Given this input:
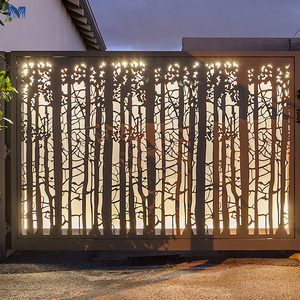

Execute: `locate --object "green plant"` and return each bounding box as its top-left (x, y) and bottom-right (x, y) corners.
top-left (0, 0), bottom-right (19, 129)
top-left (0, 69), bottom-right (15, 128)
top-left (0, 0), bottom-right (19, 25)
top-left (0, 70), bottom-right (15, 101)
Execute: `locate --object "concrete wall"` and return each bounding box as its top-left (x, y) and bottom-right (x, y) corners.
top-left (0, 0), bottom-right (87, 51)
top-left (182, 38), bottom-right (300, 51)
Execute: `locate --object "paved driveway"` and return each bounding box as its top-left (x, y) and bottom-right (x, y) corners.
top-left (1, 251), bottom-right (300, 299)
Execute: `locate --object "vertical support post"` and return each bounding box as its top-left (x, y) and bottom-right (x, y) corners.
top-left (9, 51), bottom-right (18, 255)
top-left (0, 53), bottom-right (7, 262)
top-left (0, 101), bottom-right (6, 262)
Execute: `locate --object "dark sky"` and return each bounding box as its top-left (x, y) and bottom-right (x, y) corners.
top-left (89, 0), bottom-right (300, 51)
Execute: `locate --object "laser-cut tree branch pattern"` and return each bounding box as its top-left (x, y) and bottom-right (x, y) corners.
top-left (19, 56), bottom-right (293, 238)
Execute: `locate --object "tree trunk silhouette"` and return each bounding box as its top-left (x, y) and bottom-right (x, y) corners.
top-left (196, 64), bottom-right (207, 237)
top-left (90, 82), bottom-right (102, 236)
top-left (26, 84), bottom-right (34, 235)
top-left (220, 78), bottom-right (229, 236)
top-left (43, 105), bottom-right (54, 233)
top-left (81, 67), bottom-right (91, 235)
top-left (145, 69), bottom-right (156, 236)
top-left (278, 92), bottom-right (288, 235)
top-left (160, 78), bottom-right (166, 235)
top-left (34, 86), bottom-right (42, 235)
top-left (186, 84), bottom-right (194, 234)
top-left (137, 106), bottom-right (147, 234)
top-left (268, 82), bottom-right (277, 235)
top-left (128, 72), bottom-right (136, 235)
top-left (175, 82), bottom-right (184, 234)
top-left (67, 74), bottom-right (73, 236)
top-left (213, 80), bottom-right (220, 236)
top-left (52, 66), bottom-right (63, 235)
top-left (238, 71), bottom-right (249, 236)
top-left (253, 74), bottom-right (259, 236)
top-left (102, 65), bottom-right (113, 236)
top-left (119, 73), bottom-right (126, 236)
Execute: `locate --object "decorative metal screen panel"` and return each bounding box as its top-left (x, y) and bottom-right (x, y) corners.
top-left (16, 54), bottom-right (294, 240)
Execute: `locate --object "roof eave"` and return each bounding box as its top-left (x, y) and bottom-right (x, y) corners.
top-left (63, 0), bottom-right (106, 51)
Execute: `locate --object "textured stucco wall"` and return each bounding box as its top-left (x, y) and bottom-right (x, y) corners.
top-left (0, 0), bottom-right (87, 51)
top-left (182, 38), bottom-right (300, 51)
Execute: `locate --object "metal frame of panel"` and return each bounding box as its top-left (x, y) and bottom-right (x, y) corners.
top-left (0, 52), bottom-right (7, 261)
top-left (7, 51), bottom-right (300, 251)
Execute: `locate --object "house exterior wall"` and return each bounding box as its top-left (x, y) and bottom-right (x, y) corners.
top-left (182, 38), bottom-right (300, 51)
top-left (0, 0), bottom-right (87, 51)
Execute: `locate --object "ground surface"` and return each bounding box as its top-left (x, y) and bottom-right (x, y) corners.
top-left (0, 251), bottom-right (300, 299)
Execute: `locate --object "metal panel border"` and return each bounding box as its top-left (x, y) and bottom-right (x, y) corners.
top-left (8, 51), bottom-right (300, 251)
top-left (0, 52), bottom-right (7, 261)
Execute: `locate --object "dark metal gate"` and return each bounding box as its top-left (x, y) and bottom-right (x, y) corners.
top-left (6, 51), bottom-right (300, 251)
